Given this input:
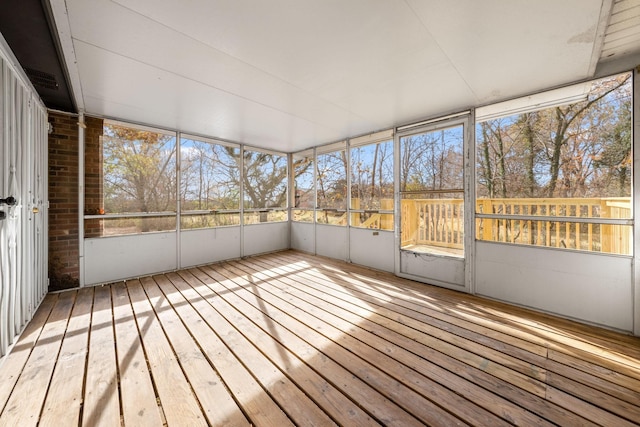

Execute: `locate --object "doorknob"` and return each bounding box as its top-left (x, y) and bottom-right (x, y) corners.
top-left (0, 196), bottom-right (16, 206)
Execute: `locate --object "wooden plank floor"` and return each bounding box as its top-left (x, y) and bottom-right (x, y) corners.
top-left (1, 250), bottom-right (639, 426)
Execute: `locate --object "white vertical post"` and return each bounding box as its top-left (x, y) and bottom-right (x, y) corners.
top-left (345, 141), bottom-right (351, 263)
top-left (78, 112), bottom-right (85, 287)
top-left (176, 132), bottom-right (181, 269)
top-left (393, 131), bottom-right (401, 276)
top-left (633, 68), bottom-right (640, 336)
top-left (239, 145), bottom-right (244, 258)
top-left (313, 147), bottom-right (317, 255)
top-left (465, 112), bottom-right (476, 294)
top-left (287, 152), bottom-right (293, 250)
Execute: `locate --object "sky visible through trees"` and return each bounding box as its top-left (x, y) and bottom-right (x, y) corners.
top-left (476, 73), bottom-right (632, 200)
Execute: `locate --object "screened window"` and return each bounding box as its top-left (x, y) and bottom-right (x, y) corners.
top-left (350, 138), bottom-right (394, 230)
top-left (400, 125), bottom-right (465, 257)
top-left (86, 121), bottom-right (177, 236)
top-left (317, 147), bottom-right (347, 225)
top-left (180, 137), bottom-right (240, 229)
top-left (475, 72), bottom-right (632, 255)
top-left (243, 148), bottom-right (288, 223)
top-left (292, 150), bottom-right (314, 222)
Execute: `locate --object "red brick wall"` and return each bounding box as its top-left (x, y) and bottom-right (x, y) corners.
top-left (48, 112), bottom-right (79, 290)
top-left (84, 116), bottom-right (104, 238)
top-left (48, 113), bottom-right (104, 290)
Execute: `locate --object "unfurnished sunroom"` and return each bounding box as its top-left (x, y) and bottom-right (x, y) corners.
top-left (1, 0), bottom-right (640, 426)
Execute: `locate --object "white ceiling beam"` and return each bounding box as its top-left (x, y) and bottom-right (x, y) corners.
top-left (46, 0), bottom-right (85, 112)
top-left (589, 0), bottom-right (616, 76)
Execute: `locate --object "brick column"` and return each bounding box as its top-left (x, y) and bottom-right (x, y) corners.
top-left (48, 113), bottom-right (104, 290)
top-left (48, 112), bottom-right (80, 290)
top-left (84, 116), bottom-right (104, 238)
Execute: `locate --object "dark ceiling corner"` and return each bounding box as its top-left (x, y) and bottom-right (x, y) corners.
top-left (0, 0), bottom-right (76, 112)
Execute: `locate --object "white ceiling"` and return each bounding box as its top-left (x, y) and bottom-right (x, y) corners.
top-left (50, 0), bottom-right (636, 152)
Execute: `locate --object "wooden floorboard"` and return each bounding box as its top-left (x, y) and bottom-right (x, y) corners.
top-left (1, 250), bottom-right (639, 426)
top-left (39, 287), bottom-right (92, 425)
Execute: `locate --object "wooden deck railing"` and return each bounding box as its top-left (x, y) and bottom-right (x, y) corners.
top-left (401, 197), bottom-right (632, 255)
top-left (401, 199), bottom-right (464, 249)
top-left (350, 199), bottom-right (394, 230)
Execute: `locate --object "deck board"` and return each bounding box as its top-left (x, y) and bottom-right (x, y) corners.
top-left (147, 274), bottom-right (251, 427)
top-left (0, 294), bottom-right (58, 416)
top-left (1, 250), bottom-right (639, 426)
top-left (247, 255), bottom-right (548, 391)
top-left (39, 287), bottom-right (92, 425)
top-left (82, 284), bottom-right (120, 427)
top-left (216, 260), bottom-right (512, 426)
top-left (130, 277), bottom-right (207, 426)
top-left (112, 282), bottom-right (164, 426)
top-left (0, 293), bottom-right (56, 415)
top-left (0, 291), bottom-right (74, 427)
top-left (228, 257), bottom-right (563, 426)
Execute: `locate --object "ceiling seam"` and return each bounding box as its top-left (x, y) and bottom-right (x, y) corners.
top-left (402, 0), bottom-right (480, 103)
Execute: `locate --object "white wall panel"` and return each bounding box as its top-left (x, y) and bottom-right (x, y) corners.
top-left (399, 251), bottom-right (465, 289)
top-left (316, 224), bottom-right (348, 261)
top-left (243, 222), bottom-right (289, 257)
top-left (291, 222), bottom-right (315, 254)
top-left (476, 242), bottom-right (633, 332)
top-left (349, 228), bottom-right (394, 273)
top-left (84, 232), bottom-right (177, 285)
top-left (180, 226), bottom-right (240, 268)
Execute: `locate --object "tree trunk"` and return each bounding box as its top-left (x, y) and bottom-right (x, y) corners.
top-left (370, 143), bottom-right (379, 203)
top-left (481, 123), bottom-right (494, 198)
top-left (547, 108), bottom-right (568, 197)
top-left (494, 129), bottom-right (507, 198)
top-left (522, 113), bottom-right (536, 197)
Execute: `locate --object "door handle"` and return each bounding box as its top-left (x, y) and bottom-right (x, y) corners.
top-left (0, 196), bottom-right (16, 206)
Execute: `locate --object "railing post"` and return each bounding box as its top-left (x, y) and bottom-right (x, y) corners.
top-left (351, 198), bottom-right (360, 228)
top-left (600, 199), bottom-right (611, 253)
top-left (381, 198), bottom-right (393, 231)
top-left (481, 199), bottom-right (493, 241)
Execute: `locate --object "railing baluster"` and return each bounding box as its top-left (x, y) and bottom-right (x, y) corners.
top-left (588, 205), bottom-right (593, 251)
top-left (401, 197), bottom-right (629, 255)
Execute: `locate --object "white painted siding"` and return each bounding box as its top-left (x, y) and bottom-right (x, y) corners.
top-left (0, 34), bottom-right (48, 358)
top-left (476, 242), bottom-right (633, 331)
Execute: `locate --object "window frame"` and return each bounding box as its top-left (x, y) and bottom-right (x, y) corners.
top-left (349, 133), bottom-right (395, 230)
top-left (474, 72), bottom-right (634, 256)
top-left (179, 133), bottom-right (242, 230)
top-left (242, 145), bottom-right (289, 224)
top-left (85, 120), bottom-right (179, 236)
top-left (292, 148), bottom-right (316, 223)
top-left (316, 141), bottom-right (348, 226)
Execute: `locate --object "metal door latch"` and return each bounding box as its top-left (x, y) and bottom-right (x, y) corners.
top-left (0, 196), bottom-right (17, 206)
